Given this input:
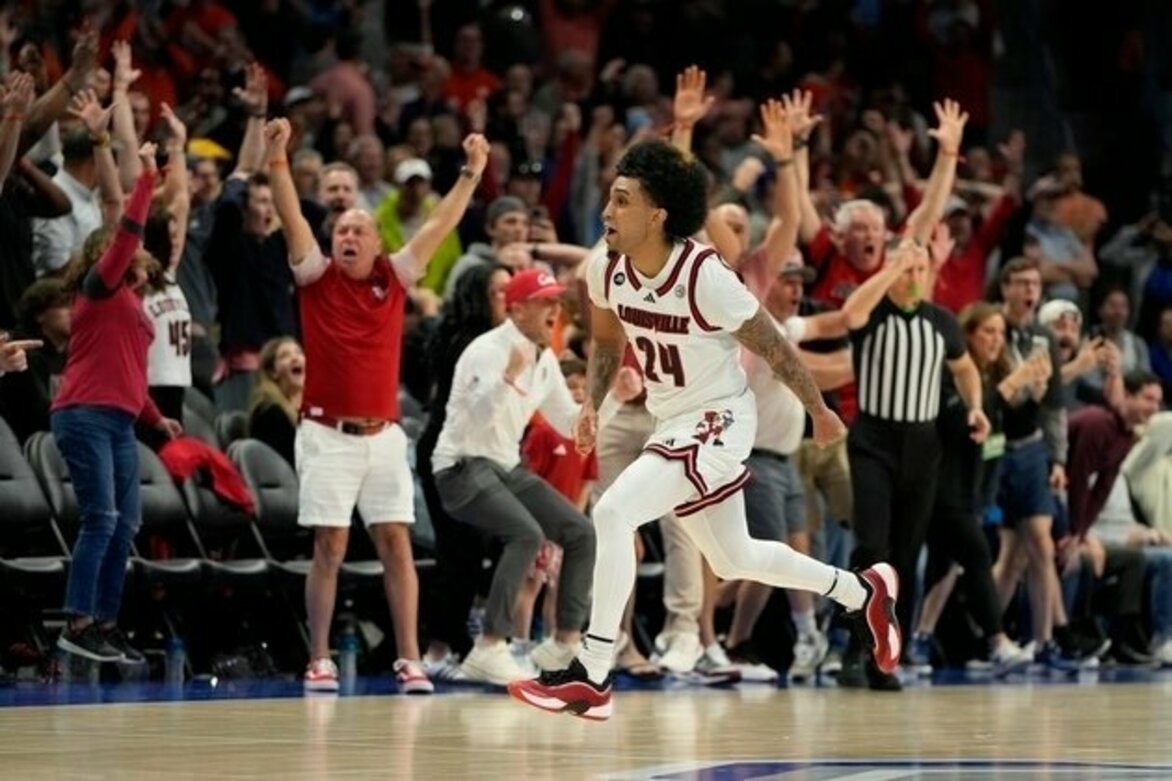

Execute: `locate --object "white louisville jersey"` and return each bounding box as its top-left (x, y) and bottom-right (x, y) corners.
top-left (143, 276), bottom-right (193, 387)
top-left (586, 238), bottom-right (760, 422)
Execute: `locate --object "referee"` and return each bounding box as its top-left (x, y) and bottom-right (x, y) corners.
top-left (841, 239), bottom-right (991, 690)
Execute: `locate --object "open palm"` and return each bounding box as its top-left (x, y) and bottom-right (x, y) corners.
top-left (673, 65), bottom-right (714, 128)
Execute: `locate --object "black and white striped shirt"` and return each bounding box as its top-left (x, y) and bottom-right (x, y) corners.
top-left (850, 298), bottom-right (965, 423)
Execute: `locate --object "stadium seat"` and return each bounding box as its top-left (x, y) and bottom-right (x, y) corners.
top-left (132, 442), bottom-right (203, 583)
top-left (0, 420), bottom-right (67, 583)
top-left (24, 432), bottom-right (79, 539)
top-left (184, 386), bottom-right (217, 424)
top-left (227, 439), bottom-right (309, 577)
top-left (180, 474), bottom-right (269, 583)
top-left (215, 411), bottom-right (249, 451)
top-left (182, 405), bottom-right (221, 450)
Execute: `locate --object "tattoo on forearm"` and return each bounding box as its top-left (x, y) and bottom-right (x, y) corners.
top-left (588, 342), bottom-right (624, 409)
top-left (734, 309), bottom-right (824, 412)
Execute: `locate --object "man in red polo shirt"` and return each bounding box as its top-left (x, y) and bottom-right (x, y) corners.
top-left (797, 99), bottom-right (971, 308)
top-left (263, 118), bottom-right (489, 694)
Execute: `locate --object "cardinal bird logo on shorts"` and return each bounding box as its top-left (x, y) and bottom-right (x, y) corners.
top-left (693, 410), bottom-right (734, 446)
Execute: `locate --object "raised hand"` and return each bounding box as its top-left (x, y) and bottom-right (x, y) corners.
top-left (233, 62), bottom-right (268, 117)
top-left (262, 118), bottom-right (292, 161)
top-left (1, 71), bottom-right (35, 116)
top-left (750, 98), bottom-right (793, 163)
top-left (673, 65), bottom-right (714, 129)
top-left (67, 88), bottom-right (114, 135)
top-left (786, 89), bottom-right (823, 141)
top-left (159, 102), bottom-right (187, 148)
top-left (70, 25), bottom-right (99, 81)
top-left (929, 98), bottom-right (969, 155)
top-left (138, 141), bottom-right (158, 174)
top-left (462, 133), bottom-right (490, 176)
top-left (111, 40), bottom-right (141, 93)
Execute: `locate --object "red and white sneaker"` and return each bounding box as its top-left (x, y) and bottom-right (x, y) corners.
top-left (394, 658), bottom-right (435, 695)
top-left (507, 659), bottom-right (613, 721)
top-left (304, 658), bottom-right (339, 692)
top-left (857, 563), bottom-right (901, 674)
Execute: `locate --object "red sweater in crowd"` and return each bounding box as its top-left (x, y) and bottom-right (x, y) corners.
top-left (1067, 405), bottom-right (1136, 540)
top-left (52, 171), bottom-right (162, 427)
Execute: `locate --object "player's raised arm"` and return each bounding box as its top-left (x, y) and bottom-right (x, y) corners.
top-left (262, 118), bottom-right (317, 265)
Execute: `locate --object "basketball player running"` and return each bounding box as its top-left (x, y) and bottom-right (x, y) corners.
top-left (509, 139), bottom-right (900, 720)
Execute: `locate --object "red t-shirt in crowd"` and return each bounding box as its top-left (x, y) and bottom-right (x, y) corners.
top-left (933, 195), bottom-right (1017, 314)
top-left (296, 246), bottom-right (416, 421)
top-left (523, 414), bottom-right (598, 503)
top-left (52, 171), bottom-right (162, 427)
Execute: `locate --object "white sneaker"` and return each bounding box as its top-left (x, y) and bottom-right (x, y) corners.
top-left (509, 640), bottom-right (540, 678)
top-left (304, 658), bottom-right (339, 692)
top-left (460, 641), bottom-right (533, 686)
top-left (789, 631), bottom-right (829, 682)
top-left (1153, 638), bottom-right (1172, 667)
top-left (687, 643), bottom-right (742, 685)
top-left (530, 637), bottom-right (580, 672)
top-left (990, 639), bottom-right (1033, 677)
top-left (393, 658), bottom-right (435, 694)
top-left (655, 631), bottom-right (703, 674)
top-left (422, 651), bottom-right (469, 682)
top-left (726, 643), bottom-right (778, 683)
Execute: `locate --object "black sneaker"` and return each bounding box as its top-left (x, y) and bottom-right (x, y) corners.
top-left (864, 656), bottom-right (903, 691)
top-left (837, 642), bottom-right (867, 689)
top-left (57, 624), bottom-right (123, 663)
top-left (102, 626), bottom-right (146, 665)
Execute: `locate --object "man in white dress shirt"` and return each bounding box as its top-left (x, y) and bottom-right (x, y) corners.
top-left (432, 269), bottom-right (596, 686)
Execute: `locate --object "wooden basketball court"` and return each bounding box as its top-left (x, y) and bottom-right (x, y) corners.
top-left (1, 678), bottom-right (1169, 779)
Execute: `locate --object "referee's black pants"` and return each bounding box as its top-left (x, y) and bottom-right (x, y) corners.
top-left (848, 414), bottom-right (941, 643)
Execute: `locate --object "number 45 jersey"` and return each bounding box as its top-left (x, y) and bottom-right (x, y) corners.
top-left (143, 275), bottom-right (194, 388)
top-left (586, 239), bottom-right (760, 422)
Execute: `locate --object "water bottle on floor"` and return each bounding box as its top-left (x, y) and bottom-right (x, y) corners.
top-left (338, 627), bottom-right (359, 688)
top-left (164, 636), bottom-right (186, 686)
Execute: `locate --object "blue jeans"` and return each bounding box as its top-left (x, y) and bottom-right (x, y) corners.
top-left (52, 406), bottom-right (140, 622)
top-left (1143, 547), bottom-right (1172, 639)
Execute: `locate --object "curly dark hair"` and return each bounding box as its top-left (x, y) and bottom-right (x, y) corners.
top-left (426, 262), bottom-right (513, 406)
top-left (615, 140), bottom-right (708, 240)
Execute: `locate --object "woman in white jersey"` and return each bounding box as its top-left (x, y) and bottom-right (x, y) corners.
top-left (141, 106), bottom-right (192, 441)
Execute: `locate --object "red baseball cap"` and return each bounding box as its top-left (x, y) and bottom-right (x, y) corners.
top-left (505, 269), bottom-right (565, 307)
